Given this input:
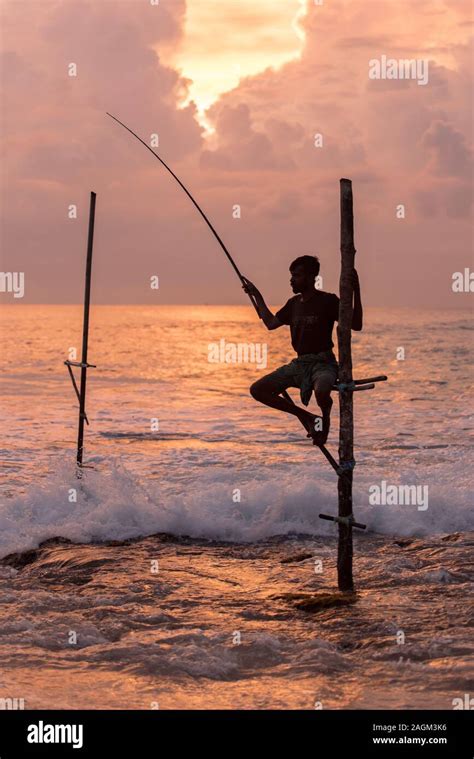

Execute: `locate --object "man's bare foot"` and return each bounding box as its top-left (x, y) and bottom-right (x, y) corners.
top-left (308, 410), bottom-right (330, 446)
top-left (311, 398), bottom-right (332, 445)
top-left (312, 429), bottom-right (328, 446)
top-left (300, 413), bottom-right (324, 442)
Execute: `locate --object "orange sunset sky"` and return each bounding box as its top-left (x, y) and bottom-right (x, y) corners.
top-left (0, 0), bottom-right (472, 306)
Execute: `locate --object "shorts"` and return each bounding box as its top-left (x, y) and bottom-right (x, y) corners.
top-left (264, 350), bottom-right (339, 396)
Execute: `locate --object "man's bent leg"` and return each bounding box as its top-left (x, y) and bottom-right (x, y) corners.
top-left (250, 373), bottom-right (318, 432)
top-left (313, 369), bottom-right (337, 444)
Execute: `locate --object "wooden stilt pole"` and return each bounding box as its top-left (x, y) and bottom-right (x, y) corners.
top-left (337, 179), bottom-right (356, 591)
top-left (76, 191), bottom-right (96, 474)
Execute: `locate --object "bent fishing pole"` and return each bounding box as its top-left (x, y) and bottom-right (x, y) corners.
top-left (106, 112), bottom-right (261, 317)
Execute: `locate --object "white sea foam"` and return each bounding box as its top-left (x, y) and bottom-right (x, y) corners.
top-left (0, 456), bottom-right (471, 559)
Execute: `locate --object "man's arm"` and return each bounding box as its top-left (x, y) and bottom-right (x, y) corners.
top-left (241, 277), bottom-right (282, 330)
top-left (351, 269), bottom-right (363, 331)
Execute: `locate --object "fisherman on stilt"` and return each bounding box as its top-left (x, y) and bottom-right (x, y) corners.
top-left (108, 114), bottom-right (366, 447)
top-left (243, 255), bottom-right (363, 445)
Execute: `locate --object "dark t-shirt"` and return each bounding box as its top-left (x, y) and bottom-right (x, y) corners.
top-left (275, 290), bottom-right (339, 356)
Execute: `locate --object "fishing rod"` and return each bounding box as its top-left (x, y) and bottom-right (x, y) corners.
top-left (106, 112), bottom-right (261, 317)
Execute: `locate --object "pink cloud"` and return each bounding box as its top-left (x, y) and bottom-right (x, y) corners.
top-left (0, 0), bottom-right (472, 308)
top-left (421, 120), bottom-right (473, 177)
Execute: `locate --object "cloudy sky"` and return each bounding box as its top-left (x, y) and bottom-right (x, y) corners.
top-left (1, 0), bottom-right (472, 306)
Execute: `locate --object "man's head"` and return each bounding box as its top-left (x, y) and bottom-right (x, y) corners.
top-left (289, 255), bottom-right (320, 293)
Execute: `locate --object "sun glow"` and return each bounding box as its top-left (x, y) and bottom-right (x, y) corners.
top-left (160, 0), bottom-right (307, 132)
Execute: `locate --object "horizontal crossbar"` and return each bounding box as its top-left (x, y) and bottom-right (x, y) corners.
top-left (334, 375), bottom-right (387, 392)
top-left (319, 513), bottom-right (366, 530)
top-left (64, 360), bottom-right (97, 369)
top-left (353, 375), bottom-right (387, 385)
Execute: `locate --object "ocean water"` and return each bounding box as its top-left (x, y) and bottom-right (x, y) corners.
top-left (0, 305), bottom-right (473, 709)
top-left (1, 305), bottom-right (472, 550)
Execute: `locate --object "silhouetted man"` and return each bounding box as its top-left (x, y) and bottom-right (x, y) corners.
top-left (243, 255), bottom-right (362, 444)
